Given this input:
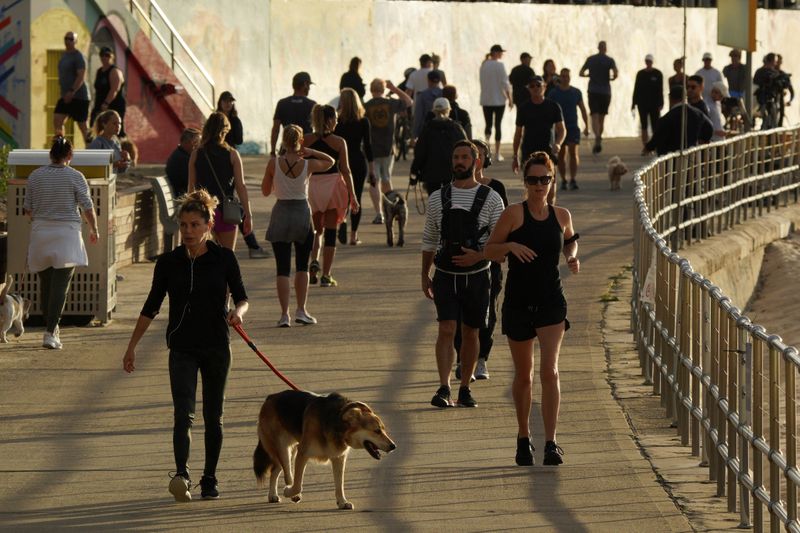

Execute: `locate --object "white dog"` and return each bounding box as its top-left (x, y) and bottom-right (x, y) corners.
top-left (607, 156), bottom-right (629, 191)
top-left (0, 275), bottom-right (30, 343)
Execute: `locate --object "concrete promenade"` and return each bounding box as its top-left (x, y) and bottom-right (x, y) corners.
top-left (0, 139), bottom-right (697, 531)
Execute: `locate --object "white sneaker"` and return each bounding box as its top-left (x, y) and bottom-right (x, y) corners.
top-left (277, 315), bottom-right (291, 328)
top-left (475, 358), bottom-right (490, 380)
top-left (295, 309), bottom-right (317, 325)
top-left (168, 473), bottom-right (192, 502)
top-left (495, 153), bottom-right (504, 162)
top-left (42, 332), bottom-right (62, 350)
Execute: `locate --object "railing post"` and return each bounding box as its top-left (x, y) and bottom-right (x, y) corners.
top-left (752, 330), bottom-right (765, 532)
top-left (784, 347), bottom-right (798, 526)
top-left (738, 320), bottom-right (752, 528)
top-left (769, 339), bottom-right (781, 533)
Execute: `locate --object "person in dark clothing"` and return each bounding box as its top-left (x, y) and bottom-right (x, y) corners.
top-left (645, 85), bottom-right (714, 156)
top-left (509, 52), bottom-right (535, 108)
top-left (165, 128), bottom-right (201, 198)
top-left (424, 85), bottom-right (472, 138)
top-left (485, 151), bottom-right (580, 468)
top-left (335, 88), bottom-right (375, 245)
top-left (91, 46), bottom-right (126, 137)
top-left (632, 54), bottom-right (664, 152)
top-left (453, 139), bottom-right (506, 382)
top-left (410, 97), bottom-right (467, 195)
top-left (512, 75), bottom-right (565, 172)
top-left (217, 91), bottom-right (269, 258)
top-left (339, 57), bottom-right (366, 102)
top-left (123, 188), bottom-right (249, 502)
top-left (271, 72), bottom-right (316, 156)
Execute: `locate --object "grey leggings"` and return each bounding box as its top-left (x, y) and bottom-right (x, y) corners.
top-left (169, 346), bottom-right (231, 478)
top-left (38, 267), bottom-right (75, 334)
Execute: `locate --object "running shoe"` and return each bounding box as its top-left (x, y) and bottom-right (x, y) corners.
top-left (569, 180), bottom-right (579, 190)
top-left (200, 475), bottom-right (219, 499)
top-left (475, 358), bottom-right (490, 380)
top-left (277, 315), bottom-right (291, 328)
top-left (457, 386), bottom-right (477, 408)
top-left (320, 275), bottom-right (337, 287)
top-left (309, 260), bottom-right (320, 285)
top-left (295, 310), bottom-right (317, 325)
top-left (430, 385), bottom-right (453, 408)
top-left (515, 437), bottom-right (535, 466)
top-left (543, 440), bottom-right (564, 465)
top-left (372, 214), bottom-right (384, 224)
top-left (338, 223), bottom-right (347, 245)
top-left (168, 472), bottom-right (192, 502)
top-left (561, 180), bottom-right (568, 191)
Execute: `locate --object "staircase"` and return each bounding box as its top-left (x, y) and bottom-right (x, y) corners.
top-left (85, 0), bottom-right (216, 162)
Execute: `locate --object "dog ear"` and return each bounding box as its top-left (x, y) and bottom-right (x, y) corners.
top-left (341, 401), bottom-right (373, 421)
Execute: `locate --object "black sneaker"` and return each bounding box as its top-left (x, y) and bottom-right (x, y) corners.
top-left (457, 386), bottom-right (477, 408)
top-left (569, 180), bottom-right (579, 190)
top-left (560, 180), bottom-right (568, 191)
top-left (338, 223), bottom-right (347, 245)
top-left (430, 385), bottom-right (453, 408)
top-left (200, 475), bottom-right (219, 499)
top-left (592, 142), bottom-right (602, 154)
top-left (543, 440), bottom-right (564, 465)
top-left (309, 260), bottom-right (320, 285)
top-left (515, 437), bottom-right (535, 466)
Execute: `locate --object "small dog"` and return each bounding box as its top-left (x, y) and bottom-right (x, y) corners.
top-left (382, 190), bottom-right (407, 247)
top-left (254, 390), bottom-right (396, 510)
top-left (0, 275), bottom-right (30, 343)
top-left (607, 156), bottom-right (629, 191)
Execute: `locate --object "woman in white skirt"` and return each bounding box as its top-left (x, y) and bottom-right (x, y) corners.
top-left (23, 137), bottom-right (98, 349)
top-left (262, 125), bottom-right (334, 326)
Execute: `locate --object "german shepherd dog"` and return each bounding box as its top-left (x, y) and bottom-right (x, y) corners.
top-left (254, 390), bottom-right (396, 510)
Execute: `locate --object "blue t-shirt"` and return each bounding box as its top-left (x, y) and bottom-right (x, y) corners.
top-left (547, 86), bottom-right (582, 129)
top-left (581, 54), bottom-right (616, 95)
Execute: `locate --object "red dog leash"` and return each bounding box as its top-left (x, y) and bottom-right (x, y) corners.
top-left (233, 324), bottom-right (301, 391)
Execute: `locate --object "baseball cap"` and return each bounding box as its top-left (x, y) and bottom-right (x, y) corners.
top-left (432, 97), bottom-right (451, 111)
top-left (702, 52), bottom-right (713, 60)
top-left (219, 90), bottom-right (235, 102)
top-left (490, 44), bottom-right (506, 54)
top-left (292, 72), bottom-right (314, 86)
top-left (99, 46), bottom-right (113, 56)
top-left (645, 54), bottom-right (654, 62)
top-left (520, 52), bottom-right (532, 60)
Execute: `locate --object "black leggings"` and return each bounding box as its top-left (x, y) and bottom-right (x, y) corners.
top-left (482, 105), bottom-right (505, 141)
top-left (638, 106), bottom-right (660, 133)
top-left (270, 229), bottom-right (314, 276)
top-left (38, 266), bottom-right (75, 334)
top-left (350, 166), bottom-right (367, 232)
top-left (169, 346), bottom-right (231, 478)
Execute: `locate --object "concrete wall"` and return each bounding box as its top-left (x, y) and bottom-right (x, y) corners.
top-left (156, 1), bottom-right (800, 151)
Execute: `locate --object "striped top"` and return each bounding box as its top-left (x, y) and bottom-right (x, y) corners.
top-left (421, 183), bottom-right (504, 271)
top-left (24, 164), bottom-right (94, 223)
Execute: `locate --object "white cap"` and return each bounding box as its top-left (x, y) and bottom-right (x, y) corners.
top-left (645, 54), bottom-right (654, 62)
top-left (432, 97), bottom-right (451, 111)
top-left (702, 52), bottom-right (713, 60)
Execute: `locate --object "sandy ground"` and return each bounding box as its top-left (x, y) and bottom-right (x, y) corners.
top-left (745, 232), bottom-right (800, 348)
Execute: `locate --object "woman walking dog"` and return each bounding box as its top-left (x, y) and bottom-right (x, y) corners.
top-left (122, 189), bottom-right (249, 502)
top-left (485, 151), bottom-right (580, 467)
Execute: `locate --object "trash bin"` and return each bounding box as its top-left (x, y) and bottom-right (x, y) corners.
top-left (6, 149), bottom-right (117, 324)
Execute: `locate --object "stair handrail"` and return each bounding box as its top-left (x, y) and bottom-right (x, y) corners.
top-left (127, 0), bottom-right (215, 111)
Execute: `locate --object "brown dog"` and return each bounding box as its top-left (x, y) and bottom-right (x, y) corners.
top-left (607, 156), bottom-right (629, 191)
top-left (253, 390), bottom-right (396, 509)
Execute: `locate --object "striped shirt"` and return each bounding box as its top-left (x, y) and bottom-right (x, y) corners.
top-left (422, 183), bottom-right (505, 272)
top-left (24, 165), bottom-right (94, 223)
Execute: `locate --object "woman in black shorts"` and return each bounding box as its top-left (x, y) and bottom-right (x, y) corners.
top-left (485, 151), bottom-right (580, 467)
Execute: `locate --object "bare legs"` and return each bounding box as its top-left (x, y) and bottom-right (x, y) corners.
top-left (509, 322), bottom-right (564, 440)
top-left (214, 228), bottom-right (237, 250)
top-left (557, 144), bottom-right (580, 185)
top-left (53, 113), bottom-right (90, 144)
top-left (436, 320), bottom-right (479, 389)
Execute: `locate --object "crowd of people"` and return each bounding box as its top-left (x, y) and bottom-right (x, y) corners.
top-left (35, 33), bottom-right (794, 501)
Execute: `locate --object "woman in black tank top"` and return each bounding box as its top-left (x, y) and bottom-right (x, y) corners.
top-left (485, 151), bottom-right (580, 468)
top-left (90, 47), bottom-right (126, 135)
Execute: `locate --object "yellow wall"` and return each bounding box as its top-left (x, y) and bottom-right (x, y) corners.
top-left (30, 8), bottom-right (90, 148)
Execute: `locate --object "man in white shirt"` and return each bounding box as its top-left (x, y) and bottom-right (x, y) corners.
top-left (695, 52), bottom-right (723, 108)
top-left (479, 44), bottom-right (513, 161)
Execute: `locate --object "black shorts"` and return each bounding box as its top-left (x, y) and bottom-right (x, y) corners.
top-left (502, 296), bottom-right (570, 342)
top-left (54, 98), bottom-right (90, 122)
top-left (432, 269), bottom-right (490, 329)
top-left (588, 92), bottom-right (611, 115)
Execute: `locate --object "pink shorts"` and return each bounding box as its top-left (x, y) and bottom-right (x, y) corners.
top-left (213, 205), bottom-right (239, 232)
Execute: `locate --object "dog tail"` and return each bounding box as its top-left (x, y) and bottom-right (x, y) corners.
top-left (253, 442), bottom-right (272, 487)
top-left (0, 275), bottom-right (11, 305)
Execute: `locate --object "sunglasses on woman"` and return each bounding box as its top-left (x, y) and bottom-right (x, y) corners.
top-left (525, 174), bottom-right (552, 185)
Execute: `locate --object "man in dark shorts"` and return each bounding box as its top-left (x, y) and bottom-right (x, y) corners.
top-left (54, 31), bottom-right (91, 144)
top-left (421, 141), bottom-right (505, 409)
top-left (579, 41), bottom-right (618, 154)
top-left (547, 69), bottom-right (589, 190)
top-left (511, 76), bottom-right (565, 173)
top-left (270, 72), bottom-right (316, 157)
top-left (631, 54), bottom-right (664, 154)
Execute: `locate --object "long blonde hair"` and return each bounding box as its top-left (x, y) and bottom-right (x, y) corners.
top-left (200, 112), bottom-right (232, 151)
top-left (311, 104), bottom-right (337, 136)
top-left (282, 124), bottom-right (303, 153)
top-left (338, 88), bottom-right (364, 123)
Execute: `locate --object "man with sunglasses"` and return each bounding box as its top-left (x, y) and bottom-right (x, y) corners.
top-left (511, 76), bottom-right (565, 175)
top-left (686, 75), bottom-right (710, 118)
top-left (421, 140), bottom-right (505, 409)
top-left (54, 32), bottom-right (91, 144)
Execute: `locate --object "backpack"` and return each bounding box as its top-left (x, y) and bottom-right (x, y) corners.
top-left (434, 183), bottom-right (491, 272)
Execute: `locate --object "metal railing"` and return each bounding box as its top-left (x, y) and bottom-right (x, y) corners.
top-left (632, 126), bottom-right (800, 531)
top-left (127, 0), bottom-right (215, 111)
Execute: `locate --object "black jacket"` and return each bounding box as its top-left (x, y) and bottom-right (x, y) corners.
top-left (410, 118), bottom-right (467, 188)
top-left (645, 104), bottom-right (713, 155)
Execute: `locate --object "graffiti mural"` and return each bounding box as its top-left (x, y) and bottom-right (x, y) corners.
top-left (0, 0), bottom-right (25, 148)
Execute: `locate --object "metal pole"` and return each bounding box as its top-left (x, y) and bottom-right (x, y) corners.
top-left (739, 336), bottom-right (752, 528)
top-left (746, 51), bottom-right (754, 131)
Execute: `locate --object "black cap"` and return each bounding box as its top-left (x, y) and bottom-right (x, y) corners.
top-left (490, 44), bottom-right (506, 53)
top-left (292, 72), bottom-right (314, 87)
top-left (520, 52), bottom-right (532, 60)
top-left (99, 46), bottom-right (113, 56)
top-left (219, 90), bottom-right (235, 102)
